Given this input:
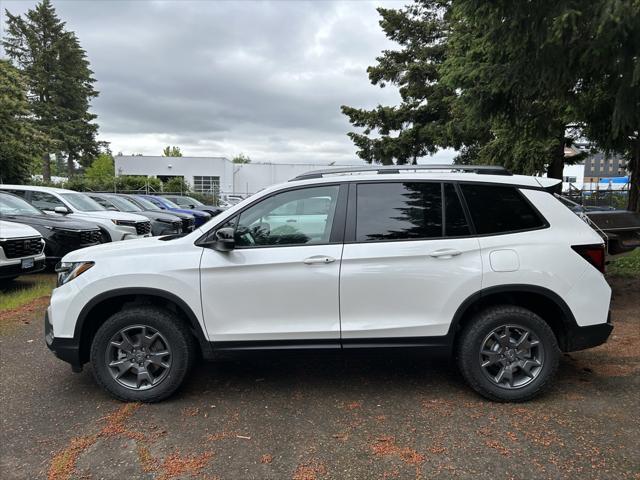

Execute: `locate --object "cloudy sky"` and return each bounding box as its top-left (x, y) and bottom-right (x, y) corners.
top-left (1, 0), bottom-right (454, 164)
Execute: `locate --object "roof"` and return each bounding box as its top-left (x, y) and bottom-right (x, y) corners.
top-left (285, 166), bottom-right (560, 190)
top-left (0, 184), bottom-right (75, 194)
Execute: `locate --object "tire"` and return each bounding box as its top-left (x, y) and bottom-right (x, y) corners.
top-left (456, 305), bottom-right (559, 402)
top-left (90, 306), bottom-right (196, 402)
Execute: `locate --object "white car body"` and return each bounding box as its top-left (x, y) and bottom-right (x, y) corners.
top-left (0, 220), bottom-right (46, 278)
top-left (0, 185), bottom-right (152, 242)
top-left (48, 171), bottom-right (610, 339)
top-left (44, 168), bottom-right (613, 401)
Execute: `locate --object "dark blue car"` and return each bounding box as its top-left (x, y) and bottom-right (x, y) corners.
top-left (137, 195), bottom-right (212, 227)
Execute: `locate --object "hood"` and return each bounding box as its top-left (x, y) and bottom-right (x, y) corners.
top-left (62, 234), bottom-right (179, 262)
top-left (152, 210), bottom-right (194, 220)
top-left (71, 210), bottom-right (150, 222)
top-left (0, 213), bottom-right (99, 231)
top-left (0, 220), bottom-right (41, 239)
top-left (165, 207), bottom-right (209, 217)
top-left (138, 211), bottom-right (183, 222)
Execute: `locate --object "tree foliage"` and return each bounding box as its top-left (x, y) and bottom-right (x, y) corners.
top-left (3, 0), bottom-right (100, 180)
top-left (342, 0), bottom-right (640, 210)
top-left (85, 152), bottom-right (114, 180)
top-left (162, 146), bottom-right (182, 157)
top-left (0, 60), bottom-right (48, 183)
top-left (232, 153), bottom-right (251, 164)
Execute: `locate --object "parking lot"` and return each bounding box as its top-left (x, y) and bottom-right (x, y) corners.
top-left (0, 274), bottom-right (638, 480)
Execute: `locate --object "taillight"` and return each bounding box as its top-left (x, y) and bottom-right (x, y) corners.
top-left (571, 244), bottom-right (606, 273)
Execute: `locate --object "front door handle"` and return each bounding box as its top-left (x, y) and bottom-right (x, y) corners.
top-left (429, 248), bottom-right (462, 259)
top-left (303, 255), bottom-right (336, 265)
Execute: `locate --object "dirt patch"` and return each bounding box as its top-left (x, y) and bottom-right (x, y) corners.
top-left (48, 403), bottom-right (141, 480)
top-left (0, 296), bottom-right (49, 334)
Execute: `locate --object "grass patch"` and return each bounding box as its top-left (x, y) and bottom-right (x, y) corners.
top-left (608, 249), bottom-right (640, 277)
top-left (0, 273), bottom-right (56, 313)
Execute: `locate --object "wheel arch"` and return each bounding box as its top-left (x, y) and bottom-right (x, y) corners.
top-left (449, 284), bottom-right (577, 352)
top-left (74, 287), bottom-right (211, 364)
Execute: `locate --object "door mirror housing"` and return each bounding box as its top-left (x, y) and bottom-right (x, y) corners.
top-left (212, 227), bottom-right (235, 252)
top-left (54, 206), bottom-right (70, 214)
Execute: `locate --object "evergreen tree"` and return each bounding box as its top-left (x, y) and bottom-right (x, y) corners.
top-left (3, 0), bottom-right (99, 180)
top-left (0, 60), bottom-right (48, 183)
top-left (341, 1), bottom-right (459, 165)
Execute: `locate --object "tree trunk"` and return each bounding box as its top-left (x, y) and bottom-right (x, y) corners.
top-left (627, 137), bottom-right (640, 213)
top-left (43, 152), bottom-right (51, 182)
top-left (546, 133), bottom-right (565, 193)
top-left (67, 153), bottom-right (75, 177)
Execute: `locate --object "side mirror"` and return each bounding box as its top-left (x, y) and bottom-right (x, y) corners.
top-left (54, 206), bottom-right (69, 214)
top-left (213, 227), bottom-right (235, 252)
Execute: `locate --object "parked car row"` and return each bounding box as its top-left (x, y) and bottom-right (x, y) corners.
top-left (0, 184), bottom-right (223, 281)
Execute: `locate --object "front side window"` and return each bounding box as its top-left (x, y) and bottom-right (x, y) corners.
top-left (224, 185), bottom-right (340, 247)
top-left (460, 184), bottom-right (545, 234)
top-left (30, 191), bottom-right (66, 211)
top-left (356, 182), bottom-right (442, 242)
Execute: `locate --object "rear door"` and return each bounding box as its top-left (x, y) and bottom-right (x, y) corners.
top-left (339, 181), bottom-right (482, 340)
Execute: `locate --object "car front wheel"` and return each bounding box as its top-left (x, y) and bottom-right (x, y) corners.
top-left (90, 306), bottom-right (196, 402)
top-left (457, 305), bottom-right (560, 402)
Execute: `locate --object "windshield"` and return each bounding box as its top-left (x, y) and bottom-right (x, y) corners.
top-left (130, 196), bottom-right (161, 211)
top-left (61, 193), bottom-right (106, 212)
top-left (154, 196), bottom-right (180, 208)
top-left (174, 196), bottom-right (204, 207)
top-left (0, 194), bottom-right (43, 216)
top-left (106, 196), bottom-right (142, 212)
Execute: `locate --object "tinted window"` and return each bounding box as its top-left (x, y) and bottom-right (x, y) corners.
top-left (356, 182), bottom-right (442, 242)
top-left (460, 184), bottom-right (545, 234)
top-left (30, 191), bottom-right (65, 211)
top-left (444, 183), bottom-right (470, 236)
top-left (230, 185), bottom-right (339, 247)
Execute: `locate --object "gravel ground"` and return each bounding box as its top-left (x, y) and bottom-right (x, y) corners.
top-left (1, 276), bottom-right (638, 480)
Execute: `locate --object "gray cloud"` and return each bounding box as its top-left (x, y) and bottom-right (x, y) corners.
top-left (1, 0), bottom-right (454, 163)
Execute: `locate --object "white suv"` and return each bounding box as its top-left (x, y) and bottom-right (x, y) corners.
top-left (0, 220), bottom-right (46, 280)
top-left (44, 166), bottom-right (613, 402)
top-left (0, 185), bottom-right (152, 242)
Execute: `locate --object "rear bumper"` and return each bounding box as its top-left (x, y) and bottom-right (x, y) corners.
top-left (45, 310), bottom-right (82, 372)
top-left (565, 311), bottom-right (613, 352)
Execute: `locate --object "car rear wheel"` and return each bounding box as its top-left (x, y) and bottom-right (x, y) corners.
top-left (90, 306), bottom-right (196, 402)
top-left (457, 305), bottom-right (559, 402)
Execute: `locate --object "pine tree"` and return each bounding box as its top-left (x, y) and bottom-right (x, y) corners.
top-left (0, 60), bottom-right (48, 183)
top-left (340, 1), bottom-right (459, 165)
top-left (3, 0), bottom-right (99, 180)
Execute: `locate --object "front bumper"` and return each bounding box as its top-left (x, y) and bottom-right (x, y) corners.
top-left (45, 310), bottom-right (83, 372)
top-left (565, 312), bottom-right (613, 352)
top-left (0, 258), bottom-right (46, 278)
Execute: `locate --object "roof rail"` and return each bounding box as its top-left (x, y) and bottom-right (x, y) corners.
top-left (290, 164), bottom-right (511, 181)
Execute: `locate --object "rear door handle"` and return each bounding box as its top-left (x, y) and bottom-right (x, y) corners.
top-left (303, 255), bottom-right (336, 265)
top-left (429, 248), bottom-right (462, 258)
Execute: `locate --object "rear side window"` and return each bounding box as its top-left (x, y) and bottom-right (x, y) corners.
top-left (356, 182), bottom-right (442, 241)
top-left (460, 184), bottom-right (545, 234)
top-left (444, 183), bottom-right (470, 236)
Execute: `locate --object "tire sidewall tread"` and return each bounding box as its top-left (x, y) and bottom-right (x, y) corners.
top-left (90, 306), bottom-right (196, 403)
top-left (456, 305), bottom-right (560, 402)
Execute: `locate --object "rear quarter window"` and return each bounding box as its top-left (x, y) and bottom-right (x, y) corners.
top-left (460, 184), bottom-right (546, 235)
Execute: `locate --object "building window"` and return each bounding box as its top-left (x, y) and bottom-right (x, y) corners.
top-left (563, 176), bottom-right (577, 183)
top-left (194, 176), bottom-right (220, 195)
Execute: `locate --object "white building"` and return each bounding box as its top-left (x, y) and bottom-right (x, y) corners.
top-left (114, 155), bottom-right (364, 195)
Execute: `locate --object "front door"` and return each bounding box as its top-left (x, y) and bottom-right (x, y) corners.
top-left (340, 181), bottom-right (482, 340)
top-left (199, 184), bottom-right (346, 343)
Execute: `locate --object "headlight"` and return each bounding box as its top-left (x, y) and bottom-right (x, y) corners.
top-left (55, 261), bottom-right (94, 286)
top-left (111, 219), bottom-right (136, 226)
